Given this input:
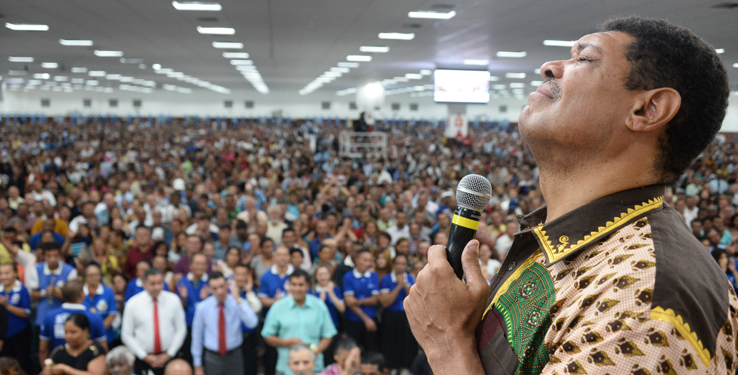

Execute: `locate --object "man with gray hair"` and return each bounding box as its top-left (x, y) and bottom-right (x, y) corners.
top-left (266, 205), bottom-right (288, 245)
top-left (106, 346), bottom-right (135, 375)
top-left (287, 344), bottom-right (316, 375)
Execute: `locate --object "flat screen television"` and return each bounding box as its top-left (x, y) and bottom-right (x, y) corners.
top-left (434, 69), bottom-right (490, 104)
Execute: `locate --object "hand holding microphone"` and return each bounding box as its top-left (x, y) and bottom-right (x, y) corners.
top-left (446, 174), bottom-right (493, 279)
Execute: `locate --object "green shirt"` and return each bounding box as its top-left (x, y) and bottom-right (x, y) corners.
top-left (261, 294), bottom-right (337, 375)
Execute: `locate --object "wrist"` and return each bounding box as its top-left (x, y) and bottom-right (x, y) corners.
top-left (425, 336), bottom-right (481, 374)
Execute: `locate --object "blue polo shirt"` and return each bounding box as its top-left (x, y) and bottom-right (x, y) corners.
top-left (342, 269), bottom-right (379, 322)
top-left (258, 265), bottom-right (294, 313)
top-left (308, 237), bottom-right (332, 260)
top-left (261, 295), bottom-right (338, 375)
top-left (40, 303), bottom-right (107, 349)
top-left (308, 285), bottom-right (343, 330)
top-left (82, 284), bottom-right (118, 344)
top-left (0, 280), bottom-right (31, 338)
top-left (379, 272), bottom-right (415, 312)
top-left (35, 262), bottom-right (78, 326)
top-left (124, 277), bottom-right (169, 302)
top-left (176, 272), bottom-right (209, 327)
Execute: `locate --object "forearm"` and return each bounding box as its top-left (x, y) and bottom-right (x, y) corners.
top-left (5, 305), bottom-right (29, 318)
top-left (425, 337), bottom-right (485, 375)
top-left (31, 290), bottom-right (42, 301)
top-left (360, 295), bottom-right (378, 306)
top-left (103, 314), bottom-right (115, 329)
top-left (327, 293), bottom-right (345, 312)
top-left (39, 341), bottom-right (49, 363)
top-left (316, 337), bottom-right (332, 354)
top-left (260, 297), bottom-right (276, 308)
top-left (264, 335), bottom-right (294, 348)
top-left (347, 304), bottom-right (371, 321)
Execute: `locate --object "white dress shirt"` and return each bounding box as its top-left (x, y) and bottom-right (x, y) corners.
top-left (121, 290), bottom-right (187, 360)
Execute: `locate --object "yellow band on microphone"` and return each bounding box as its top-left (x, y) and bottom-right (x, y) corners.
top-left (452, 214), bottom-right (480, 230)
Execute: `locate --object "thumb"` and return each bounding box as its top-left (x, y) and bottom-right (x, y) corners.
top-left (461, 240), bottom-right (486, 292)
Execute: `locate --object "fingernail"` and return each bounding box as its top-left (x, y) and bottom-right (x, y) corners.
top-left (471, 242), bottom-right (479, 254)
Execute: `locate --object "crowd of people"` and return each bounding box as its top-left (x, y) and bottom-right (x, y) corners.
top-left (0, 118), bottom-right (733, 375)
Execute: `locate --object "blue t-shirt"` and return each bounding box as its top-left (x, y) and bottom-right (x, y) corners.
top-left (258, 265), bottom-right (294, 314)
top-left (176, 273), bottom-right (209, 327)
top-left (40, 303), bottom-right (107, 349)
top-left (82, 284), bottom-right (118, 344)
top-left (379, 272), bottom-right (415, 312)
top-left (0, 280), bottom-right (31, 338)
top-left (125, 278), bottom-right (169, 302)
top-left (308, 285), bottom-right (343, 329)
top-left (308, 237), bottom-right (332, 260)
top-left (342, 269), bottom-right (379, 322)
top-left (35, 262), bottom-right (77, 326)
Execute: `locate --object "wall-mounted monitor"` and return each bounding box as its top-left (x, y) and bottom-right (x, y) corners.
top-left (434, 69), bottom-right (490, 104)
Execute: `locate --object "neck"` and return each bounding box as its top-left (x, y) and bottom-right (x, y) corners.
top-left (88, 282), bottom-right (98, 290)
top-left (294, 297), bottom-right (305, 306)
top-left (277, 264), bottom-right (288, 274)
top-left (3, 282), bottom-right (14, 290)
top-left (537, 161), bottom-right (660, 223)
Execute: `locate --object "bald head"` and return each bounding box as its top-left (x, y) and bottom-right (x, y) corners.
top-left (164, 359), bottom-right (192, 375)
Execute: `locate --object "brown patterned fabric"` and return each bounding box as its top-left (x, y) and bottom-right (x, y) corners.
top-left (476, 184), bottom-right (738, 374)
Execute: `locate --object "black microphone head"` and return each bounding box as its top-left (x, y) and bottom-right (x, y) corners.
top-left (456, 174), bottom-right (492, 211)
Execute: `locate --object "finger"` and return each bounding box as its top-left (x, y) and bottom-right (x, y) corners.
top-left (460, 240), bottom-right (488, 295)
top-left (426, 244), bottom-right (450, 266)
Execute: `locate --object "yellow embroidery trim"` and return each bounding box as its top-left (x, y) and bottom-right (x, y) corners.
top-left (452, 214), bottom-right (480, 230)
top-left (482, 251), bottom-right (542, 320)
top-left (650, 306), bottom-right (711, 367)
top-left (535, 196), bottom-right (664, 263)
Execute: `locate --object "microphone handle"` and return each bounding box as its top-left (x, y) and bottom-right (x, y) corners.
top-left (446, 206), bottom-right (481, 279)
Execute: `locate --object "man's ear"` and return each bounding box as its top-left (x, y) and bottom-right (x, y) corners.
top-left (625, 88), bottom-right (681, 133)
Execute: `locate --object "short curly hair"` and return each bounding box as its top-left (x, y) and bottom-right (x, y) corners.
top-left (599, 16), bottom-right (730, 182)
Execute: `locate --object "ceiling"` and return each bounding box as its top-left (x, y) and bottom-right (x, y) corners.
top-left (1, 0), bottom-right (737, 98)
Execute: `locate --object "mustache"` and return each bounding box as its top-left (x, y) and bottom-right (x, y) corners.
top-left (547, 79), bottom-right (562, 101)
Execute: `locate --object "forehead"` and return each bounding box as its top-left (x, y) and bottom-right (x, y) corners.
top-left (574, 31), bottom-right (634, 56)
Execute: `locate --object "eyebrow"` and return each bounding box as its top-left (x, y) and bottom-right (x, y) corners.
top-left (572, 42), bottom-right (603, 55)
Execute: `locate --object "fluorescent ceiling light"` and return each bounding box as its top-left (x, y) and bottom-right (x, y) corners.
top-left (420, 69), bottom-right (432, 75)
top-left (715, 48), bottom-right (724, 54)
top-left (120, 76), bottom-right (134, 82)
top-left (106, 74), bottom-right (122, 80)
top-left (197, 27), bottom-right (234, 35)
top-left (236, 65), bottom-right (256, 71)
top-left (71, 67), bottom-right (88, 73)
top-left (71, 78), bottom-right (85, 84)
top-left (8, 57), bottom-right (34, 63)
top-left (405, 73), bottom-right (423, 79)
top-left (492, 84), bottom-right (506, 90)
top-left (59, 39), bottom-right (93, 46)
top-left (54, 76), bottom-right (68, 82)
top-left (464, 59), bottom-right (488, 66)
top-left (212, 42), bottom-right (243, 49)
top-left (34, 73), bottom-right (50, 79)
top-left (338, 62), bottom-right (359, 68)
top-left (330, 67), bottom-right (350, 73)
top-left (172, 1), bottom-right (222, 11)
top-left (167, 72), bottom-right (185, 78)
top-left (152, 64), bottom-right (162, 70)
top-left (155, 68), bottom-right (174, 74)
top-left (496, 51), bottom-right (527, 58)
top-left (378, 33), bottom-right (414, 40)
top-left (88, 71), bottom-right (106, 77)
top-left (534, 68), bottom-right (541, 74)
top-left (120, 58), bottom-right (143, 64)
top-left (41, 62), bottom-right (59, 68)
top-left (543, 40), bottom-right (576, 47)
top-left (5, 23), bottom-right (48, 31)
top-left (323, 72), bottom-right (342, 77)
top-left (505, 72), bottom-right (526, 79)
top-left (8, 70), bottom-right (26, 76)
top-left (509, 83), bottom-right (525, 88)
top-left (230, 59), bottom-right (253, 65)
top-left (222, 52), bottom-right (249, 58)
top-left (489, 76), bottom-right (499, 81)
top-left (94, 50), bottom-right (123, 57)
top-left (347, 55), bottom-right (372, 62)
top-left (408, 10), bottom-right (456, 19)
top-left (360, 46), bottom-right (390, 53)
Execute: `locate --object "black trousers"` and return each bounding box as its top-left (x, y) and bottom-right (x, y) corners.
top-left (242, 332), bottom-right (259, 375)
top-left (134, 357), bottom-right (166, 375)
top-left (0, 325), bottom-right (32, 375)
top-left (344, 319), bottom-right (378, 352)
top-left (178, 327), bottom-right (193, 366)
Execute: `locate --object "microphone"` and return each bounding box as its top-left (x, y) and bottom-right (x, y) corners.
top-left (446, 174), bottom-right (492, 279)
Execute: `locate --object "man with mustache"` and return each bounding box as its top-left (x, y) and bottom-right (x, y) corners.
top-left (405, 16), bottom-right (738, 374)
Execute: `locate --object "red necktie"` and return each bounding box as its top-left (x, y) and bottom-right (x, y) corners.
top-left (218, 302), bottom-right (226, 355)
top-left (153, 298), bottom-right (162, 354)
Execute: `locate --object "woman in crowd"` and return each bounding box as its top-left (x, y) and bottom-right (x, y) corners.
top-left (44, 314), bottom-right (107, 375)
top-left (91, 239), bottom-right (120, 286)
top-left (378, 254), bottom-right (417, 373)
top-left (0, 263), bottom-right (32, 374)
top-left (713, 248), bottom-right (738, 292)
top-left (217, 246), bottom-right (242, 279)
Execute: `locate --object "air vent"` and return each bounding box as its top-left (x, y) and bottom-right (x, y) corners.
top-left (133, 99), bottom-right (142, 108)
top-left (109, 99), bottom-right (118, 108)
top-left (41, 99), bottom-right (50, 108)
top-left (410, 103), bottom-right (419, 111)
top-left (392, 103), bottom-right (400, 111)
top-left (83, 99), bottom-right (91, 108)
top-left (322, 101), bottom-right (331, 110)
top-left (197, 17), bottom-right (219, 22)
top-left (349, 102), bottom-right (357, 110)
top-left (403, 23), bottom-right (422, 29)
top-left (224, 100), bottom-right (233, 108)
top-left (245, 101), bottom-right (254, 108)
top-left (499, 105), bottom-right (507, 113)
